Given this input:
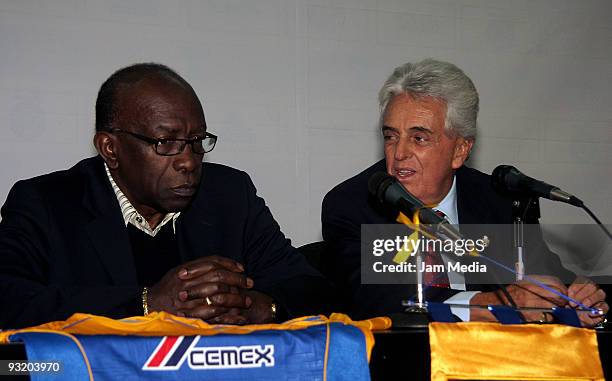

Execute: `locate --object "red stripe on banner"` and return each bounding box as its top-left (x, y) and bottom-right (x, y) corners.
top-left (147, 336), bottom-right (179, 367)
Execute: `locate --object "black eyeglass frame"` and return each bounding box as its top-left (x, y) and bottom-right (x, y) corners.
top-left (109, 128), bottom-right (217, 156)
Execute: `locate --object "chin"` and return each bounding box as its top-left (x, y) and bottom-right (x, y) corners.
top-left (161, 197), bottom-right (194, 213)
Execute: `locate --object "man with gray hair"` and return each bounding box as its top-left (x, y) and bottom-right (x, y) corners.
top-left (322, 58), bottom-right (607, 327)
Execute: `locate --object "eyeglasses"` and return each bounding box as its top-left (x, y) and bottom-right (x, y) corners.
top-left (109, 129), bottom-right (217, 156)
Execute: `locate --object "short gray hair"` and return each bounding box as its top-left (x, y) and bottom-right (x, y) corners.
top-left (378, 59), bottom-right (479, 140)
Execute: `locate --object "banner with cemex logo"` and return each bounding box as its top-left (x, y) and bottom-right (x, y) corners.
top-left (1, 312), bottom-right (383, 381)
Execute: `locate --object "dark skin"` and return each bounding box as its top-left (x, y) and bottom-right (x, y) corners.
top-left (93, 76), bottom-right (274, 324)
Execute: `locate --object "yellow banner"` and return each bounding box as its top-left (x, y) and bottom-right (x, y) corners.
top-left (429, 322), bottom-right (604, 381)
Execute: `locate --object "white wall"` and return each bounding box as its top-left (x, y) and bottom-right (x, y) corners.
top-left (1, 0), bottom-right (611, 256)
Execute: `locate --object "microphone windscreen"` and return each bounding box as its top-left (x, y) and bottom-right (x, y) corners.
top-left (368, 172), bottom-right (395, 203)
top-left (491, 165), bottom-right (518, 194)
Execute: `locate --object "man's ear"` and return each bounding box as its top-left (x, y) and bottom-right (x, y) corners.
top-left (451, 137), bottom-right (474, 169)
top-left (93, 132), bottom-right (119, 169)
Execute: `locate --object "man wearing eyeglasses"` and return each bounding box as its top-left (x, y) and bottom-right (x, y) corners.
top-left (0, 63), bottom-right (331, 328)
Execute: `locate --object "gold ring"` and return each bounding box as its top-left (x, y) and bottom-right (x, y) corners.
top-left (539, 312), bottom-right (548, 323)
top-left (205, 296), bottom-right (212, 306)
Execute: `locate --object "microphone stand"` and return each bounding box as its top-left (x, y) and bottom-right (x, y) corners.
top-left (512, 197), bottom-right (540, 282)
top-left (392, 229), bottom-right (430, 328)
top-left (410, 231), bottom-right (427, 310)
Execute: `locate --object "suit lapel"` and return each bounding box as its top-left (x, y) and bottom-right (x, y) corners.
top-left (456, 167), bottom-right (488, 224)
top-left (176, 164), bottom-right (220, 263)
top-left (455, 166), bottom-right (491, 286)
top-left (455, 166), bottom-right (515, 287)
top-left (82, 157), bottom-right (138, 286)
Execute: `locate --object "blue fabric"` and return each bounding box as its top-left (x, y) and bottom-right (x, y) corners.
top-left (428, 302), bottom-right (457, 323)
top-left (488, 305), bottom-right (524, 324)
top-left (326, 323), bottom-right (371, 381)
top-left (552, 307), bottom-right (581, 327)
top-left (10, 324), bottom-right (371, 381)
top-left (10, 332), bottom-right (92, 380)
top-left (79, 329), bottom-right (326, 381)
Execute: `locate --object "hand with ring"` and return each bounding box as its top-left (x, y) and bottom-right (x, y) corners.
top-left (175, 256), bottom-right (254, 324)
top-left (147, 255), bottom-right (253, 324)
top-left (568, 276), bottom-right (608, 328)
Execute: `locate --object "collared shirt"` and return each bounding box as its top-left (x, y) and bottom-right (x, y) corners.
top-left (104, 163), bottom-right (180, 237)
top-left (433, 175), bottom-right (459, 225)
top-left (433, 176), bottom-right (464, 289)
top-left (435, 174), bottom-right (480, 321)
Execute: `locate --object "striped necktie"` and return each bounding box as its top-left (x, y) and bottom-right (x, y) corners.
top-left (422, 209), bottom-right (450, 288)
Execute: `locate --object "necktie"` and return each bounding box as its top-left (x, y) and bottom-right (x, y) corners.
top-left (422, 210), bottom-right (450, 288)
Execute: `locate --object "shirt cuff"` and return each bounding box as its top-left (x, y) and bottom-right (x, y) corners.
top-left (444, 291), bottom-right (480, 322)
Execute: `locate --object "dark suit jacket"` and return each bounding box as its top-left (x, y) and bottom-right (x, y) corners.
top-left (322, 159), bottom-right (573, 319)
top-left (0, 156), bottom-right (330, 328)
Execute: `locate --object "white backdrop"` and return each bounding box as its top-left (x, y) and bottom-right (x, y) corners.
top-left (1, 1), bottom-right (611, 271)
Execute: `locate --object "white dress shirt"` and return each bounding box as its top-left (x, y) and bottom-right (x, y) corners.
top-left (435, 175), bottom-right (479, 321)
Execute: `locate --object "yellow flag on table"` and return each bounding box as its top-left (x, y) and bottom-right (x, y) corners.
top-left (429, 322), bottom-right (604, 381)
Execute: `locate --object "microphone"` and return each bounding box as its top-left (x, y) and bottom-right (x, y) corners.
top-left (492, 165), bottom-right (611, 240)
top-left (491, 165), bottom-right (583, 207)
top-left (368, 172), bottom-right (463, 241)
top-left (368, 172), bottom-right (524, 310)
